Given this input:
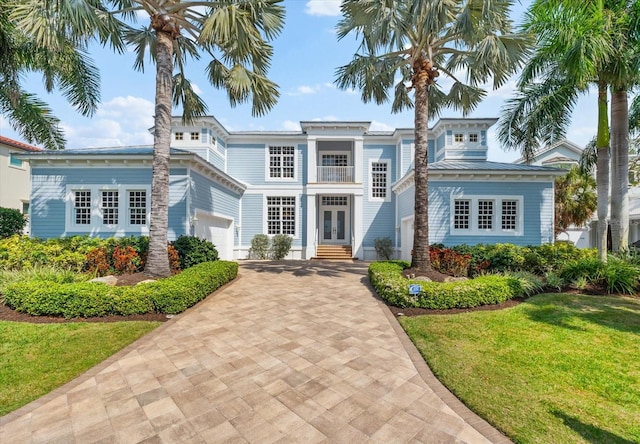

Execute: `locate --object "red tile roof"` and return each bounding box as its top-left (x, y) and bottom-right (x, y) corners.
top-left (0, 136), bottom-right (43, 152)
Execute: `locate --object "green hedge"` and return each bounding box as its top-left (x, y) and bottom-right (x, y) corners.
top-left (368, 261), bottom-right (523, 309)
top-left (3, 261), bottom-right (238, 318)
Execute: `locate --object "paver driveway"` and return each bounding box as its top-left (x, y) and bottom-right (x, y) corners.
top-left (0, 261), bottom-right (509, 443)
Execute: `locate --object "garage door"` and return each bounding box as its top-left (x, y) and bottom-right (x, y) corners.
top-left (194, 214), bottom-right (233, 260)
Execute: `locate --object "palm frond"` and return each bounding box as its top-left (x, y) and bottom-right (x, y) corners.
top-left (579, 137), bottom-right (598, 175)
top-left (173, 73), bottom-right (207, 124)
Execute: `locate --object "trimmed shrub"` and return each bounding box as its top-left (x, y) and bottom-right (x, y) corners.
top-left (270, 234), bottom-right (292, 260)
top-left (368, 261), bottom-right (523, 309)
top-left (3, 261), bottom-right (238, 318)
top-left (374, 237), bottom-right (394, 260)
top-left (429, 247), bottom-right (471, 277)
top-left (249, 234), bottom-right (270, 259)
top-left (0, 208), bottom-right (26, 238)
top-left (171, 235), bottom-right (218, 269)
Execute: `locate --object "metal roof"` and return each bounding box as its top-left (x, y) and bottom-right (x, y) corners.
top-left (428, 160), bottom-right (565, 173)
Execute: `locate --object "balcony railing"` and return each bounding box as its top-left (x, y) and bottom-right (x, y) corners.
top-left (317, 166), bottom-right (354, 183)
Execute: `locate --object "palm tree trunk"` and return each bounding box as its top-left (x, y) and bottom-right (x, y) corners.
top-left (596, 81), bottom-right (610, 262)
top-left (410, 61), bottom-right (431, 273)
top-left (610, 88), bottom-right (629, 252)
top-left (145, 29), bottom-right (173, 278)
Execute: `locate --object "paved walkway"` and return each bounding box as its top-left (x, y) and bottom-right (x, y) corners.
top-left (0, 261), bottom-right (509, 443)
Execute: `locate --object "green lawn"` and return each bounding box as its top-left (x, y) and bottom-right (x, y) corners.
top-left (0, 320), bottom-right (160, 416)
top-left (400, 293), bottom-right (640, 444)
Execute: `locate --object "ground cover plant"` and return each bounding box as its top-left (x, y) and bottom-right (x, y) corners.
top-left (0, 320), bottom-right (160, 415)
top-left (399, 294), bottom-right (640, 443)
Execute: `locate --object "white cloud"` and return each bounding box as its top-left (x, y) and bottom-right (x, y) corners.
top-left (282, 120), bottom-right (301, 131)
top-left (63, 95), bottom-right (155, 148)
top-left (305, 0), bottom-right (341, 16)
top-left (190, 82), bottom-right (203, 95)
top-left (287, 85), bottom-right (321, 96)
top-left (370, 121), bottom-right (395, 132)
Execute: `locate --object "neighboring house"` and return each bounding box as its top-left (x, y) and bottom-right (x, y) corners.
top-left (0, 136), bottom-right (42, 231)
top-left (19, 116), bottom-right (564, 260)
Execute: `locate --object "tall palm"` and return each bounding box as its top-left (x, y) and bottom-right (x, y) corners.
top-left (0, 0), bottom-right (114, 150)
top-left (336, 0), bottom-right (529, 274)
top-left (498, 0), bottom-right (622, 261)
top-left (554, 166), bottom-right (597, 238)
top-left (14, 0), bottom-right (284, 277)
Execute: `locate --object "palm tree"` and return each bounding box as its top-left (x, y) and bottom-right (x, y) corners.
top-left (554, 166), bottom-right (597, 238)
top-left (498, 0), bottom-right (625, 261)
top-left (0, 0), bottom-right (112, 150)
top-left (335, 0), bottom-right (529, 274)
top-left (13, 0), bottom-right (285, 277)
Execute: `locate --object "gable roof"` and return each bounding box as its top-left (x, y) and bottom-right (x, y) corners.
top-left (0, 136), bottom-right (43, 152)
top-left (514, 139), bottom-right (583, 164)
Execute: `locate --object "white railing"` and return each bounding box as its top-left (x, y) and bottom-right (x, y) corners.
top-left (317, 166), bottom-right (354, 183)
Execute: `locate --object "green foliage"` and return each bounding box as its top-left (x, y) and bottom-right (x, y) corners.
top-left (3, 261), bottom-right (238, 318)
top-left (374, 237), bottom-right (394, 260)
top-left (544, 271), bottom-right (566, 292)
top-left (249, 234), bottom-right (270, 259)
top-left (603, 258), bottom-right (640, 295)
top-left (0, 235), bottom-right (99, 271)
top-left (270, 234), bottom-right (292, 260)
top-left (554, 167), bottom-right (597, 237)
top-left (171, 235), bottom-right (219, 269)
top-left (0, 208), bottom-right (26, 239)
top-left (499, 271), bottom-right (545, 297)
top-left (429, 247), bottom-right (471, 277)
top-left (368, 261), bottom-right (523, 309)
top-left (559, 257), bottom-right (605, 284)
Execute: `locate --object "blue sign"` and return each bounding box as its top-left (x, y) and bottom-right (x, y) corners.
top-left (409, 284), bottom-right (422, 295)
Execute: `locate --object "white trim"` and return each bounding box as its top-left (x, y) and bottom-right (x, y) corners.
top-left (262, 192), bottom-right (300, 239)
top-left (368, 158), bottom-right (391, 202)
top-left (449, 194), bottom-right (524, 236)
top-left (265, 144), bottom-right (298, 182)
top-left (65, 184), bottom-right (151, 235)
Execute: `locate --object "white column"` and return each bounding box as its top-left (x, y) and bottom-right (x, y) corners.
top-left (308, 137), bottom-right (317, 183)
top-left (305, 193), bottom-right (317, 259)
top-left (354, 137), bottom-right (364, 183)
top-left (353, 194), bottom-right (363, 259)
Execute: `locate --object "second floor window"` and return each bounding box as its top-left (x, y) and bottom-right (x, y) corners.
top-left (190, 132), bottom-right (200, 141)
top-left (371, 162), bottom-right (389, 200)
top-left (454, 133), bottom-right (464, 143)
top-left (175, 132), bottom-right (184, 140)
top-left (269, 146), bottom-right (295, 179)
top-left (469, 133), bottom-right (478, 143)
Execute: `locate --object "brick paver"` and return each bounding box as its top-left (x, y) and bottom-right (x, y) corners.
top-left (0, 261), bottom-right (510, 443)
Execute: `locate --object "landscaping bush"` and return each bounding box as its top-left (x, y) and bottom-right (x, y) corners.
top-left (249, 234), bottom-right (270, 259)
top-left (368, 261), bottom-right (523, 309)
top-left (374, 237), bottom-right (394, 260)
top-left (0, 207), bottom-right (25, 238)
top-left (559, 257), bottom-right (605, 285)
top-left (3, 261), bottom-right (238, 318)
top-left (270, 234), bottom-right (292, 260)
top-left (429, 247), bottom-right (471, 277)
top-left (171, 235), bottom-right (218, 269)
top-left (0, 236), bottom-right (94, 271)
top-left (602, 258), bottom-right (640, 295)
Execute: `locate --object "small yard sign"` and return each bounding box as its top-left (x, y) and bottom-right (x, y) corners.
top-left (409, 284), bottom-right (422, 295)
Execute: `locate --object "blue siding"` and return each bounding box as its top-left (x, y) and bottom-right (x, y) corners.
top-left (240, 194), bottom-right (263, 246)
top-left (445, 150), bottom-right (487, 159)
top-left (363, 144), bottom-right (396, 247)
top-left (299, 144), bottom-right (308, 187)
top-left (207, 147), bottom-right (225, 170)
top-left (190, 171), bottom-right (240, 222)
top-left (481, 130), bottom-right (487, 146)
top-left (445, 130), bottom-right (452, 145)
top-left (428, 140), bottom-right (435, 163)
top-left (227, 144), bottom-right (265, 184)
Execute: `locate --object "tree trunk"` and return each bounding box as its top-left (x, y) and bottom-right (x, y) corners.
top-left (410, 60), bottom-right (431, 273)
top-left (610, 89), bottom-right (629, 252)
top-left (145, 29), bottom-right (174, 278)
top-left (596, 81), bottom-right (610, 262)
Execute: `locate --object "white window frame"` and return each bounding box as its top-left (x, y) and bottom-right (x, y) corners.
top-left (265, 145), bottom-right (297, 181)
top-left (65, 185), bottom-right (151, 234)
top-left (190, 131), bottom-right (200, 141)
top-left (454, 133), bottom-right (464, 143)
top-left (469, 133), bottom-right (479, 143)
top-left (263, 194), bottom-right (298, 238)
top-left (450, 195), bottom-right (523, 236)
top-left (369, 159), bottom-right (391, 202)
top-left (175, 132), bottom-right (184, 141)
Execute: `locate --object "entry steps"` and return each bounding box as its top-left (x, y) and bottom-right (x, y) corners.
top-left (313, 244), bottom-right (354, 260)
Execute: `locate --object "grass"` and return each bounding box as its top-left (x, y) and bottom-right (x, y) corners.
top-left (0, 320), bottom-right (160, 416)
top-left (399, 293), bottom-right (640, 444)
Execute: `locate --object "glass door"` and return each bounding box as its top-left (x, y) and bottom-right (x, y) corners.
top-left (320, 196), bottom-right (350, 244)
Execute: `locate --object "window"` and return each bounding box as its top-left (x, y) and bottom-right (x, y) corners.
top-left (469, 133), bottom-right (478, 143)
top-left (453, 199), bottom-right (470, 230)
top-left (74, 190), bottom-right (92, 225)
top-left (22, 202), bottom-right (29, 216)
top-left (175, 132), bottom-right (184, 141)
top-left (454, 133), bottom-right (464, 143)
top-left (129, 191), bottom-right (147, 225)
top-left (370, 161), bottom-right (389, 200)
top-left (268, 146), bottom-right (295, 179)
top-left (267, 196), bottom-right (295, 235)
top-left (502, 200), bottom-right (518, 230)
top-left (477, 200), bottom-right (494, 230)
top-left (451, 195), bottom-right (522, 236)
top-left (9, 154), bottom-right (23, 168)
top-left (190, 132), bottom-right (200, 141)
top-left (101, 191), bottom-right (119, 225)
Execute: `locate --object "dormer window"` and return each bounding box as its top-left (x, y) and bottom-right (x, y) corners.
top-left (175, 132), bottom-right (183, 140)
top-left (190, 132), bottom-right (200, 141)
top-left (469, 133), bottom-right (478, 143)
top-left (454, 133), bottom-right (464, 143)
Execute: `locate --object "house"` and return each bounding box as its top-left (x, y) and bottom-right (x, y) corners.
top-left (19, 116), bottom-right (565, 260)
top-left (0, 136), bottom-right (42, 230)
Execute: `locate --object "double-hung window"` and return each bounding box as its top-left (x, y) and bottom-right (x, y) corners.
top-left (128, 191), bottom-right (147, 225)
top-left (268, 146), bottom-right (295, 179)
top-left (370, 160), bottom-right (390, 201)
top-left (101, 191), bottom-right (119, 225)
top-left (74, 191), bottom-right (92, 225)
top-left (267, 196), bottom-right (296, 235)
top-left (451, 195), bottom-right (522, 236)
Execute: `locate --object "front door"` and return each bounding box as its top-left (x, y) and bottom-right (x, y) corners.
top-left (320, 196), bottom-right (350, 244)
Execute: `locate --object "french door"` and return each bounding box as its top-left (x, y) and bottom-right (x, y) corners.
top-left (320, 196), bottom-right (350, 244)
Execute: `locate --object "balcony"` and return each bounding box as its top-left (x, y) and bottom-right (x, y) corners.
top-left (317, 166), bottom-right (354, 183)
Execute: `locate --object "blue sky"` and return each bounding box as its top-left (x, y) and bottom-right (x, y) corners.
top-left (0, 0), bottom-right (598, 162)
